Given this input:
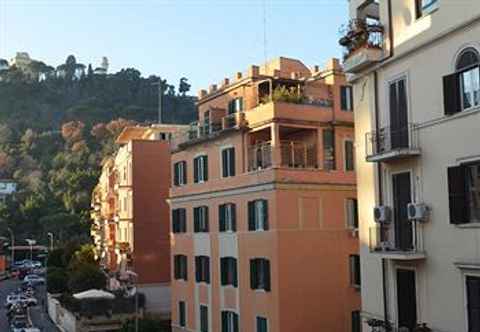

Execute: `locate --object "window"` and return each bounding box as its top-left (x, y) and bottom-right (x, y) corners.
top-left (415, 0), bottom-right (438, 18)
top-left (220, 257), bottom-right (238, 287)
top-left (200, 305), bottom-right (209, 332)
top-left (444, 48), bottom-right (480, 115)
top-left (174, 255), bottom-right (188, 280)
top-left (219, 203), bottom-right (236, 232)
top-left (256, 317), bottom-right (268, 332)
top-left (349, 254), bottom-right (361, 288)
top-left (323, 128), bottom-right (336, 170)
top-left (194, 206), bottom-right (209, 232)
top-left (351, 311), bottom-right (361, 332)
top-left (467, 276), bottom-right (480, 331)
top-left (194, 155), bottom-right (208, 183)
top-left (346, 198), bottom-right (359, 229)
top-left (222, 147), bottom-right (236, 177)
top-left (178, 301), bottom-right (186, 327)
top-left (448, 162), bottom-right (480, 224)
top-left (228, 97), bottom-right (243, 114)
top-left (248, 200), bottom-right (269, 231)
top-left (341, 86), bottom-right (353, 111)
top-left (221, 311), bottom-right (239, 332)
top-left (250, 258), bottom-right (271, 291)
top-left (172, 208), bottom-right (187, 233)
top-left (174, 161), bottom-right (187, 186)
top-left (345, 140), bottom-right (355, 171)
top-left (195, 256), bottom-right (210, 283)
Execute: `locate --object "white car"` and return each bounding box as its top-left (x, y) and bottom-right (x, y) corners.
top-left (23, 274), bottom-right (45, 285)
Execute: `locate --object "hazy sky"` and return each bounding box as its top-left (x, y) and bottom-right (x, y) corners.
top-left (0, 0), bottom-right (348, 92)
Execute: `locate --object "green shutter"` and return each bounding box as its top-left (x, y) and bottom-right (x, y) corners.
top-left (233, 258), bottom-right (238, 287)
top-left (219, 204), bottom-right (226, 232)
top-left (248, 201), bottom-right (255, 231)
top-left (262, 200), bottom-right (269, 230)
top-left (203, 155), bottom-right (209, 181)
top-left (448, 165), bottom-right (468, 224)
top-left (250, 259), bottom-right (257, 289)
top-left (229, 148), bottom-right (235, 176)
top-left (194, 157), bottom-right (199, 183)
top-left (264, 259), bottom-right (271, 291)
top-left (231, 204), bottom-right (237, 232)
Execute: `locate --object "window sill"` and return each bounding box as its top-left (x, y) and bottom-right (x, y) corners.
top-left (254, 289), bottom-right (270, 293)
top-left (221, 285), bottom-right (238, 290)
top-left (455, 222), bottom-right (480, 229)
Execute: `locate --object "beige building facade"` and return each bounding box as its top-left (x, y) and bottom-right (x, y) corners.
top-left (341, 0), bottom-right (480, 331)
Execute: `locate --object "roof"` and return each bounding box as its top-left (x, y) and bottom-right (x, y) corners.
top-left (116, 124), bottom-right (189, 144)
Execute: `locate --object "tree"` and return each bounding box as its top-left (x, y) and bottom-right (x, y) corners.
top-left (121, 318), bottom-right (170, 332)
top-left (65, 55), bottom-right (77, 80)
top-left (0, 124), bottom-right (13, 146)
top-left (69, 244), bottom-right (97, 271)
top-left (87, 64), bottom-right (94, 77)
top-left (47, 267), bottom-right (68, 294)
top-left (179, 77), bottom-right (191, 96)
top-left (68, 263), bottom-right (106, 293)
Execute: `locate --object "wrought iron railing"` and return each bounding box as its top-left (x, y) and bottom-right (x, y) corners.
top-left (365, 123), bottom-right (420, 159)
top-left (248, 142), bottom-right (272, 171)
top-left (248, 141), bottom-right (318, 171)
top-left (369, 221), bottom-right (425, 255)
top-left (339, 18), bottom-right (384, 60)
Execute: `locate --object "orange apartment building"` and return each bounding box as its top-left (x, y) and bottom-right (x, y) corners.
top-left (169, 57), bottom-right (361, 332)
top-left (91, 124), bottom-right (186, 317)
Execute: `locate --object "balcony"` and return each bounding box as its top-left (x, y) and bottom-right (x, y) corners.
top-left (339, 18), bottom-right (384, 74)
top-left (248, 141), bottom-right (317, 171)
top-left (172, 112), bottom-right (247, 150)
top-left (369, 222), bottom-right (426, 260)
top-left (366, 124), bottom-right (421, 162)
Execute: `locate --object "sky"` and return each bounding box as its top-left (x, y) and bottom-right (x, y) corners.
top-left (0, 0), bottom-right (348, 93)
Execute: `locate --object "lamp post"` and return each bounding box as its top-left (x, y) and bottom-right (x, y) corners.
top-left (47, 232), bottom-right (54, 251)
top-left (25, 239), bottom-right (36, 261)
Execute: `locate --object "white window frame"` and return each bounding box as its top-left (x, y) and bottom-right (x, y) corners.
top-left (343, 139), bottom-right (355, 172)
top-left (223, 310), bottom-right (238, 332)
top-left (345, 198), bottom-right (358, 230)
top-left (178, 300), bottom-right (187, 327)
top-left (459, 66), bottom-right (480, 111)
top-left (195, 154), bottom-right (208, 183)
top-left (221, 146), bottom-right (235, 178)
top-left (225, 203), bottom-right (235, 232)
top-left (255, 200), bottom-right (266, 231)
top-left (176, 161), bottom-right (186, 186)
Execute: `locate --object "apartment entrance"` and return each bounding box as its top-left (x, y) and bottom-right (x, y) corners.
top-left (389, 78), bottom-right (409, 150)
top-left (396, 269), bottom-right (417, 331)
top-left (392, 172), bottom-right (413, 250)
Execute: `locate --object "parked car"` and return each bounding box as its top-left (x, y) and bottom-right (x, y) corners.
top-left (23, 274), bottom-right (45, 286)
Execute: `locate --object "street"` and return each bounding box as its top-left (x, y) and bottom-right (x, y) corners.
top-left (0, 278), bottom-right (59, 331)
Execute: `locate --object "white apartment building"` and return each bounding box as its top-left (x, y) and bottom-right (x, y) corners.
top-left (341, 0), bottom-right (480, 331)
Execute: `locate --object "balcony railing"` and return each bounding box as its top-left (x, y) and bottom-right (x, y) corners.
top-left (248, 141), bottom-right (318, 171)
top-left (366, 124), bottom-right (421, 162)
top-left (172, 113), bottom-right (246, 149)
top-left (369, 222), bottom-right (426, 260)
top-left (339, 19), bottom-right (384, 60)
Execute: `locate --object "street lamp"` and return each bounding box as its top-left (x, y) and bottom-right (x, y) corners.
top-left (47, 232), bottom-right (54, 251)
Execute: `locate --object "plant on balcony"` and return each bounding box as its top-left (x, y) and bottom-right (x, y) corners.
top-left (366, 318), bottom-right (392, 332)
top-left (413, 323), bottom-right (432, 332)
top-left (261, 85), bottom-right (306, 104)
top-left (339, 19), bottom-right (384, 60)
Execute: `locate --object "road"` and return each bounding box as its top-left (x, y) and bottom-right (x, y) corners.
top-left (0, 278), bottom-right (59, 331)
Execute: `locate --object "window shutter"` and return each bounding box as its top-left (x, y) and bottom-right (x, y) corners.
top-left (341, 86), bottom-right (347, 110)
top-left (353, 199), bottom-right (359, 228)
top-left (194, 157), bottom-right (199, 183)
top-left (262, 200), bottom-right (269, 230)
top-left (250, 259), bottom-right (257, 289)
top-left (229, 148), bottom-right (235, 176)
top-left (349, 87), bottom-right (354, 111)
top-left (231, 204), bottom-right (237, 231)
top-left (174, 163), bottom-right (179, 185)
top-left (219, 205), bottom-right (226, 232)
top-left (467, 276), bottom-right (480, 331)
top-left (174, 256), bottom-right (179, 279)
top-left (183, 256), bottom-right (188, 280)
top-left (239, 97), bottom-right (244, 112)
top-left (204, 206), bottom-right (209, 232)
top-left (448, 165), bottom-right (468, 224)
top-left (203, 156), bottom-right (209, 181)
top-left (233, 258), bottom-right (238, 287)
top-left (181, 209), bottom-right (186, 232)
top-left (172, 210), bottom-right (178, 233)
top-left (248, 201), bottom-right (255, 231)
top-left (195, 257), bottom-right (200, 282)
top-left (264, 259), bottom-right (271, 291)
top-left (182, 161), bottom-right (187, 184)
top-left (206, 257), bottom-right (210, 283)
top-left (345, 141), bottom-right (354, 171)
top-left (221, 312), bottom-right (227, 332)
top-left (220, 258), bottom-right (226, 285)
top-left (443, 73), bottom-right (461, 115)
top-left (222, 150), bottom-right (228, 177)
top-left (194, 208), bottom-right (199, 232)
top-left (233, 313), bottom-right (239, 332)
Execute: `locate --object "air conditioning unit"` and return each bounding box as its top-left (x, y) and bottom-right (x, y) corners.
top-left (407, 203), bottom-right (429, 221)
top-left (373, 206), bottom-right (391, 224)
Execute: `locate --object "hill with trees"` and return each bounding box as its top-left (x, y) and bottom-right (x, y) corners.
top-left (0, 54), bottom-right (197, 247)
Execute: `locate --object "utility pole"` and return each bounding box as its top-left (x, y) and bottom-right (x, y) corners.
top-left (152, 78), bottom-right (167, 124)
top-left (7, 227), bottom-right (14, 264)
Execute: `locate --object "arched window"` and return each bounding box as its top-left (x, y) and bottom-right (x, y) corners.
top-left (456, 48), bottom-right (480, 110)
top-left (456, 48), bottom-right (480, 71)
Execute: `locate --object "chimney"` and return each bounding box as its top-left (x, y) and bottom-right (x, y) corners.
top-left (222, 78), bottom-right (230, 86)
top-left (248, 65), bottom-right (260, 78)
top-left (291, 72), bottom-right (299, 80)
top-left (313, 65), bottom-right (320, 73)
top-left (209, 84), bottom-right (218, 94)
top-left (236, 72), bottom-right (243, 80)
top-left (198, 89), bottom-right (208, 99)
top-left (273, 69), bottom-right (281, 77)
top-left (326, 58), bottom-right (341, 71)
